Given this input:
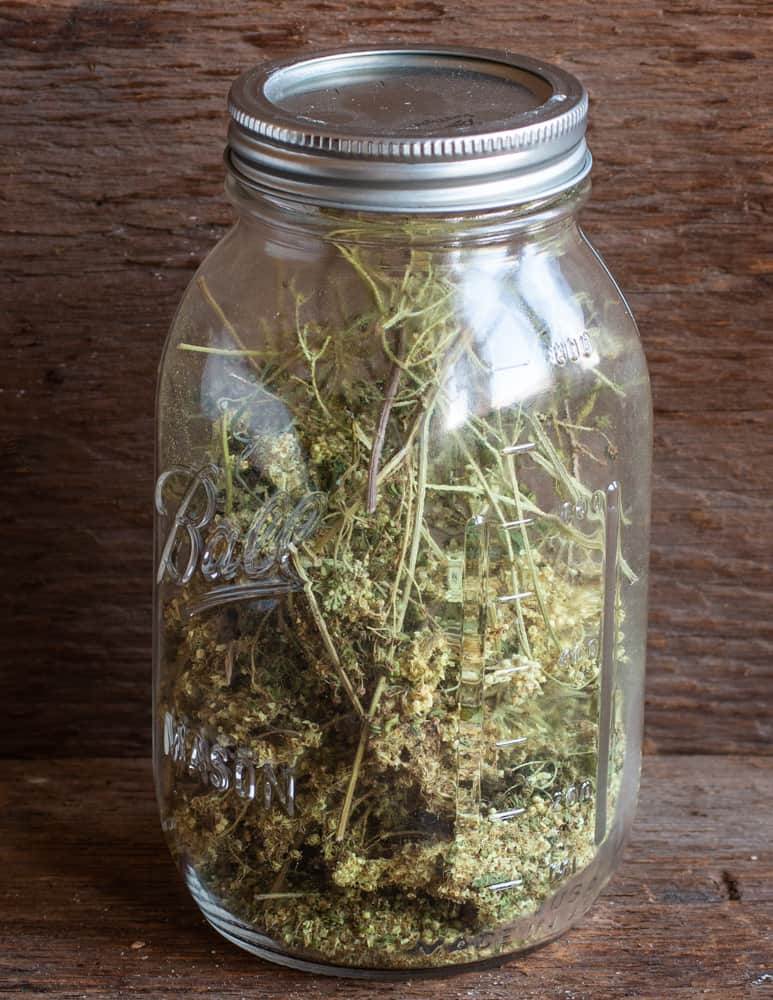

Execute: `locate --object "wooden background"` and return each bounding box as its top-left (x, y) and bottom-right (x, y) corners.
top-left (1, 2), bottom-right (771, 997)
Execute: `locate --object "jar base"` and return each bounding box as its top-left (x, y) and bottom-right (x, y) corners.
top-left (185, 865), bottom-right (575, 980)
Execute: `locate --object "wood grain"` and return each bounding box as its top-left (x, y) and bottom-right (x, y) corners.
top-left (1, 755), bottom-right (771, 999)
top-left (0, 0), bottom-right (772, 758)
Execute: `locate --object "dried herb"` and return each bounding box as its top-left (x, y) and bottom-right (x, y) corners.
top-left (159, 229), bottom-right (627, 969)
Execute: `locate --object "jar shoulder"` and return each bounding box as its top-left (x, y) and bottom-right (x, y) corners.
top-left (161, 219), bottom-right (651, 417)
top-left (573, 227), bottom-right (641, 337)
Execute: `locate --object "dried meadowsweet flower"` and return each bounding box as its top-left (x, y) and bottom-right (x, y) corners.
top-left (156, 229), bottom-right (629, 971)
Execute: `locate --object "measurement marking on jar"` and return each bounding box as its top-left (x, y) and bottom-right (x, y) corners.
top-left (497, 590), bottom-right (533, 604)
top-left (559, 637), bottom-right (599, 667)
top-left (488, 662), bottom-right (532, 679)
top-left (500, 517), bottom-right (534, 529)
top-left (548, 855), bottom-right (578, 883)
top-left (491, 360), bottom-right (531, 372)
top-left (559, 496), bottom-right (594, 525)
top-left (495, 736), bottom-right (528, 747)
top-left (546, 332), bottom-right (593, 367)
top-left (487, 877), bottom-right (523, 892)
top-left (188, 578), bottom-right (302, 615)
top-left (595, 481), bottom-right (621, 846)
top-left (550, 780), bottom-right (593, 811)
top-left (445, 550), bottom-right (464, 603)
top-left (455, 515), bottom-right (490, 823)
top-left (501, 441), bottom-right (536, 456)
top-left (491, 807), bottom-right (527, 821)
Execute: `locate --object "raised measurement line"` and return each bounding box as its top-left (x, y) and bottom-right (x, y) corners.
top-left (595, 481), bottom-right (621, 847)
top-left (491, 361), bottom-right (530, 372)
top-left (456, 515), bottom-right (489, 825)
top-left (488, 877), bottom-right (523, 892)
top-left (500, 517), bottom-right (534, 529)
top-left (491, 807), bottom-right (527, 821)
top-left (497, 590), bottom-right (533, 604)
top-left (489, 663), bottom-right (532, 678)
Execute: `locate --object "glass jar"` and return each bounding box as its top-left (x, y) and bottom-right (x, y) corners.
top-left (154, 46), bottom-right (651, 977)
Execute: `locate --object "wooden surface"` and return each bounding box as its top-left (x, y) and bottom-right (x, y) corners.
top-left (1, 0), bottom-right (772, 759)
top-left (1, 755), bottom-right (771, 999)
top-left (1, 1), bottom-right (772, 997)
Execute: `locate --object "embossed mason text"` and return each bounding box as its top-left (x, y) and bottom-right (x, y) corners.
top-left (163, 711), bottom-right (295, 817)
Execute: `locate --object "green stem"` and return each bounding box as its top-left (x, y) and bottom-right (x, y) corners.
top-left (195, 275), bottom-right (262, 378)
top-left (335, 243), bottom-right (386, 313)
top-left (178, 344), bottom-right (263, 357)
top-left (389, 454), bottom-right (414, 634)
top-left (528, 413), bottom-right (588, 501)
top-left (453, 432), bottom-right (531, 657)
top-left (216, 797), bottom-right (251, 839)
top-left (367, 327), bottom-right (404, 513)
top-left (290, 547), bottom-right (365, 718)
top-left (336, 675), bottom-right (387, 842)
top-left (593, 367), bottom-right (626, 398)
top-left (396, 414), bottom-right (430, 633)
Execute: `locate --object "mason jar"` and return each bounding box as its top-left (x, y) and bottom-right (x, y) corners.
top-left (154, 46), bottom-right (651, 977)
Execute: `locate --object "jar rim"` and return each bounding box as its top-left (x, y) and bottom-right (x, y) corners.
top-left (226, 45), bottom-right (592, 214)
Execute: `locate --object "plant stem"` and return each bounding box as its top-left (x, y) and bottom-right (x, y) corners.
top-left (367, 327), bottom-right (404, 513)
top-left (396, 413), bottom-right (430, 633)
top-left (528, 413), bottom-right (587, 501)
top-left (217, 797), bottom-right (251, 839)
top-left (336, 674), bottom-right (386, 842)
top-left (593, 367), bottom-right (626, 398)
top-left (295, 303), bottom-right (332, 420)
top-left (563, 400), bottom-right (581, 482)
top-left (389, 454), bottom-right (414, 634)
top-left (375, 325), bottom-right (470, 489)
top-left (290, 547), bottom-right (365, 718)
top-left (178, 344), bottom-right (263, 357)
top-left (454, 434), bottom-right (532, 657)
top-left (334, 243), bottom-right (386, 312)
top-left (376, 403), bottom-right (426, 485)
top-left (195, 275), bottom-right (262, 377)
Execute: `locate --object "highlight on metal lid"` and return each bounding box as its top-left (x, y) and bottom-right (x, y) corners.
top-left (226, 46), bottom-right (592, 213)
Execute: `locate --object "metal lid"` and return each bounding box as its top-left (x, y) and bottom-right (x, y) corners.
top-left (226, 46), bottom-right (591, 213)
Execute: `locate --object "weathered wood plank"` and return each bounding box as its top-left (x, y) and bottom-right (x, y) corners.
top-left (0, 755), bottom-right (771, 999)
top-left (0, 1), bottom-right (771, 756)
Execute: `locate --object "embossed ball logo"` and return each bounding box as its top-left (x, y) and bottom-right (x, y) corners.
top-left (155, 463), bottom-right (327, 615)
